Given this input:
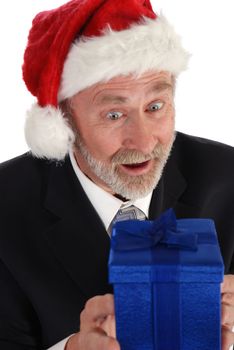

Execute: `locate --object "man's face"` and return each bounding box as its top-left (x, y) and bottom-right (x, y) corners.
top-left (70, 71), bottom-right (175, 200)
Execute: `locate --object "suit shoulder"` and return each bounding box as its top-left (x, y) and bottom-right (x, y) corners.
top-left (174, 132), bottom-right (234, 164)
top-left (0, 152), bottom-right (42, 174)
top-left (0, 152), bottom-right (47, 186)
top-left (0, 153), bottom-right (52, 203)
top-left (0, 152), bottom-right (70, 199)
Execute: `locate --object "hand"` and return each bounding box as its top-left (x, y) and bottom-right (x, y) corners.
top-left (65, 294), bottom-right (120, 350)
top-left (221, 275), bottom-right (234, 349)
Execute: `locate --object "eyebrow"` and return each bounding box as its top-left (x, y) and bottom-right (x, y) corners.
top-left (94, 81), bottom-right (173, 105)
top-left (147, 82), bottom-right (173, 94)
top-left (95, 95), bottom-right (128, 105)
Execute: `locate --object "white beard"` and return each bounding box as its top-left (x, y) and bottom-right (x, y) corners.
top-left (74, 132), bottom-right (175, 200)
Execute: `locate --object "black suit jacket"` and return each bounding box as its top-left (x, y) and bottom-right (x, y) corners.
top-left (0, 132), bottom-right (234, 349)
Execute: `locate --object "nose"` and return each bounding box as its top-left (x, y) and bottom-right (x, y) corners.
top-left (122, 115), bottom-right (157, 155)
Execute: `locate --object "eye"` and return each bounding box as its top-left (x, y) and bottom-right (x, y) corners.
top-left (148, 101), bottom-right (164, 112)
top-left (107, 111), bottom-right (124, 120)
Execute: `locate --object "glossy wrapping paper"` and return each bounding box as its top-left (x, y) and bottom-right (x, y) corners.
top-left (109, 209), bottom-right (224, 350)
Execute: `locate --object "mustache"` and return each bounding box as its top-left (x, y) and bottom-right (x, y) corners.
top-left (111, 144), bottom-right (166, 165)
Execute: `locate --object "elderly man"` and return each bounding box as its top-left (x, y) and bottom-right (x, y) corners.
top-left (0, 0), bottom-right (234, 349)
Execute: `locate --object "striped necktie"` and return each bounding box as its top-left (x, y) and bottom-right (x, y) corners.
top-left (108, 205), bottom-right (146, 235)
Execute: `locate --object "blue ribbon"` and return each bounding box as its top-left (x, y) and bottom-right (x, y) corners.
top-left (111, 208), bottom-right (198, 252)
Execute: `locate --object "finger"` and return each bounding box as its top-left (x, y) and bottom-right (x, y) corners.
top-left (80, 294), bottom-right (115, 330)
top-left (221, 275), bottom-right (234, 294)
top-left (222, 292), bottom-right (234, 306)
top-left (222, 304), bottom-right (234, 326)
top-left (222, 326), bottom-right (234, 350)
top-left (78, 329), bottom-right (120, 350)
top-left (101, 314), bottom-right (117, 338)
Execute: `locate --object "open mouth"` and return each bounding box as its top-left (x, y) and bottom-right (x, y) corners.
top-left (120, 160), bottom-right (153, 175)
top-left (122, 160), bottom-right (150, 169)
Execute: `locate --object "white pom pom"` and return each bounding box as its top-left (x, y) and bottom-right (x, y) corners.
top-left (25, 104), bottom-right (75, 160)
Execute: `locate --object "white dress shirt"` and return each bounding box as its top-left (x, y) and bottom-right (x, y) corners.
top-left (48, 150), bottom-right (153, 349)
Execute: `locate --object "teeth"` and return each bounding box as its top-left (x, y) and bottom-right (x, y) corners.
top-left (124, 160), bottom-right (148, 165)
top-left (124, 161), bottom-right (149, 168)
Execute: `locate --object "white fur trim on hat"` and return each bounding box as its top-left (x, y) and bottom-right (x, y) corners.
top-left (58, 15), bottom-right (190, 101)
top-left (25, 104), bottom-right (75, 160)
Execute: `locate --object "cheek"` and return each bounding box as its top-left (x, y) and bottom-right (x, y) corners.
top-left (157, 105), bottom-right (175, 144)
top-left (83, 128), bottom-right (122, 160)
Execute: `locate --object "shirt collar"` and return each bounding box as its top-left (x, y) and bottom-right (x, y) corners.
top-left (69, 149), bottom-right (152, 231)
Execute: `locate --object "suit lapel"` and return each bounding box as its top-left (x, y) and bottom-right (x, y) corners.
top-left (149, 133), bottom-right (207, 220)
top-left (149, 141), bottom-right (188, 219)
top-left (43, 157), bottom-right (111, 298)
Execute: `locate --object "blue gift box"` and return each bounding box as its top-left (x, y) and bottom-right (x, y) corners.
top-left (109, 209), bottom-right (224, 350)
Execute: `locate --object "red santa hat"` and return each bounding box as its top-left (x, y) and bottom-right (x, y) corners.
top-left (23, 0), bottom-right (189, 160)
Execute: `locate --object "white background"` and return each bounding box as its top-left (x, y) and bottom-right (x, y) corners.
top-left (0, 0), bottom-right (234, 162)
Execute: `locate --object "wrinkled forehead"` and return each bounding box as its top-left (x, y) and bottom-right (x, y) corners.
top-left (75, 71), bottom-right (174, 100)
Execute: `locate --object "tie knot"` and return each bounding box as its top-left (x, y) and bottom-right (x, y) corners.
top-left (108, 205), bottom-right (146, 235)
top-left (115, 205), bottom-right (146, 222)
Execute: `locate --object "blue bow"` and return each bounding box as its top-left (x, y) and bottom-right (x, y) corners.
top-left (111, 208), bottom-right (198, 251)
